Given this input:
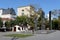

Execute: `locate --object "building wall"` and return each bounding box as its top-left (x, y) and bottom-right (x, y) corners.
top-left (0, 8), bottom-right (16, 20)
top-left (1, 14), bottom-right (11, 18)
top-left (0, 9), bottom-right (3, 16)
top-left (17, 6), bottom-right (35, 17)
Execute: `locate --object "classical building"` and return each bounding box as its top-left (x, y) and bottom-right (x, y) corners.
top-left (0, 8), bottom-right (16, 21)
top-left (0, 8), bottom-right (16, 31)
top-left (17, 5), bottom-right (35, 17)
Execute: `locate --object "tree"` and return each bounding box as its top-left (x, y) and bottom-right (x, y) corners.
top-left (5, 21), bottom-right (11, 28)
top-left (10, 20), bottom-right (17, 27)
top-left (50, 9), bottom-right (60, 30)
top-left (0, 18), bottom-right (3, 28)
top-left (28, 16), bottom-right (34, 27)
top-left (58, 16), bottom-right (60, 29)
top-left (44, 18), bottom-right (49, 29)
top-left (38, 8), bottom-right (45, 30)
top-left (52, 19), bottom-right (58, 30)
top-left (16, 16), bottom-right (28, 26)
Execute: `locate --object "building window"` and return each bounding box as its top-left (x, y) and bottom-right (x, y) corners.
top-left (22, 9), bottom-right (24, 16)
top-left (22, 13), bottom-right (24, 16)
top-left (22, 10), bottom-right (24, 11)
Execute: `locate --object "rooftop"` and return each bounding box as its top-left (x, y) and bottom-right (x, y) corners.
top-left (18, 5), bottom-right (35, 9)
top-left (0, 8), bottom-right (16, 15)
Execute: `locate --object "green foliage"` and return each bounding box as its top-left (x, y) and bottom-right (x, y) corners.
top-left (5, 21), bottom-right (11, 28)
top-left (16, 16), bottom-right (26, 23)
top-left (16, 16), bottom-right (28, 26)
top-left (0, 18), bottom-right (3, 27)
top-left (5, 34), bottom-right (33, 38)
top-left (52, 19), bottom-right (58, 30)
top-left (38, 17), bottom-right (41, 27)
top-left (28, 17), bottom-right (34, 27)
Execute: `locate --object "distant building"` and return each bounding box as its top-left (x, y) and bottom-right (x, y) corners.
top-left (17, 5), bottom-right (35, 17)
top-left (0, 8), bottom-right (16, 21)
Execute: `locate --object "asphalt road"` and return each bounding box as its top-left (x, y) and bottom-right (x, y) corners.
top-left (0, 30), bottom-right (60, 40)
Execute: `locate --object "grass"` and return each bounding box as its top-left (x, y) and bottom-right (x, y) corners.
top-left (5, 34), bottom-right (33, 38)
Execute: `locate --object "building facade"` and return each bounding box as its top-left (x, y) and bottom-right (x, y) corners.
top-left (0, 8), bottom-right (16, 21)
top-left (17, 5), bottom-right (35, 17)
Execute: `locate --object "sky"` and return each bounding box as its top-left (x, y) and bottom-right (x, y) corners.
top-left (0, 0), bottom-right (60, 15)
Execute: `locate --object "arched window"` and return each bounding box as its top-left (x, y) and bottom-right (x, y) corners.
top-left (18, 27), bottom-right (20, 30)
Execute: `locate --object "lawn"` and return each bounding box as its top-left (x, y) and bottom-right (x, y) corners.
top-left (5, 34), bottom-right (33, 38)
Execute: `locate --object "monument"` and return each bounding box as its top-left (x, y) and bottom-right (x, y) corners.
top-left (2, 21), bottom-right (6, 32)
